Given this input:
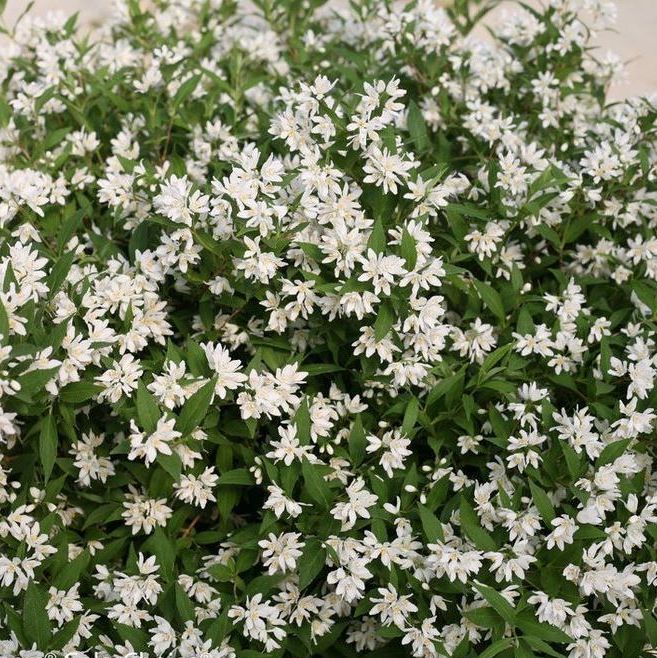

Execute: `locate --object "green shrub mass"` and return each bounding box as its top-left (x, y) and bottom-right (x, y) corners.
top-left (0, 1), bottom-right (656, 657)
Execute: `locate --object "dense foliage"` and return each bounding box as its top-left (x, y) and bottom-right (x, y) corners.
top-left (0, 0), bottom-right (656, 656)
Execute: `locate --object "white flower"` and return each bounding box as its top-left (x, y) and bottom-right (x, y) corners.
top-left (428, 543), bottom-right (483, 583)
top-left (369, 584), bottom-right (418, 628)
top-left (366, 428), bottom-right (412, 477)
top-left (122, 494), bottom-right (173, 535)
top-left (326, 557), bottom-right (372, 603)
top-left (174, 467), bottom-right (218, 508)
top-left (263, 484), bottom-right (306, 519)
top-left (149, 616), bottom-right (176, 655)
top-left (147, 360), bottom-right (190, 409)
top-left (154, 174), bottom-right (209, 225)
top-left (452, 318), bottom-right (497, 363)
top-left (128, 417), bottom-right (181, 466)
top-left (546, 515), bottom-right (578, 550)
top-left (363, 146), bottom-right (416, 194)
top-left (331, 477), bottom-right (378, 530)
top-left (258, 532), bottom-right (305, 574)
top-left (202, 341), bottom-right (248, 398)
top-left (47, 584), bottom-right (83, 627)
top-left (266, 424), bottom-right (314, 465)
top-left (358, 249), bottom-right (407, 296)
top-left (96, 354), bottom-right (143, 403)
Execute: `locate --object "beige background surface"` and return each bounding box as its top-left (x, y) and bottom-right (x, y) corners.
top-left (1, 0), bottom-right (655, 99)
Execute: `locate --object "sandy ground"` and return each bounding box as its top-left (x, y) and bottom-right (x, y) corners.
top-left (1, 0), bottom-right (656, 99)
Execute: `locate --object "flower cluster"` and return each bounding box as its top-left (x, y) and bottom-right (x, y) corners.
top-left (0, 0), bottom-right (656, 657)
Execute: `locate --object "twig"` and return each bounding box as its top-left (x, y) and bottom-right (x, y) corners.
top-left (182, 514), bottom-right (201, 537)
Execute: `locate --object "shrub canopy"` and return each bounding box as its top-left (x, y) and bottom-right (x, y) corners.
top-left (0, 1), bottom-right (656, 657)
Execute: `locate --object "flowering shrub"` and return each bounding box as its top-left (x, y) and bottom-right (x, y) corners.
top-left (0, 0), bottom-right (656, 656)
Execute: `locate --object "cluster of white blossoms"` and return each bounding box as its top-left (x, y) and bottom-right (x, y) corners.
top-left (0, 0), bottom-right (656, 656)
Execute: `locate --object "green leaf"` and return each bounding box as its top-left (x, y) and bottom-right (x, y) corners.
top-left (143, 528), bottom-right (176, 579)
top-left (297, 538), bottom-right (326, 589)
top-left (424, 475), bottom-right (449, 511)
top-left (511, 264), bottom-right (523, 292)
top-left (48, 250), bottom-right (75, 296)
top-left (294, 398), bottom-right (311, 444)
top-left (559, 440), bottom-right (582, 479)
top-left (298, 241), bottom-right (323, 262)
top-left (427, 368), bottom-right (465, 407)
top-left (23, 582), bottom-right (52, 649)
top-left (596, 439), bottom-right (631, 466)
top-left (0, 299), bottom-right (8, 341)
top-left (129, 221), bottom-right (151, 259)
top-left (0, 98), bottom-right (10, 128)
top-left (528, 480), bottom-right (555, 524)
top-left (514, 641), bottom-right (536, 658)
top-left (217, 468), bottom-right (254, 486)
top-left (205, 611), bottom-right (233, 645)
top-left (488, 406), bottom-right (511, 443)
top-left (302, 460), bottom-right (331, 509)
top-left (302, 363), bottom-right (345, 376)
top-left (479, 638), bottom-right (515, 658)
top-left (157, 452), bottom-right (182, 480)
top-left (58, 381), bottom-right (102, 403)
top-left (173, 73), bottom-right (202, 106)
top-left (515, 615), bottom-right (572, 644)
top-left (246, 573), bottom-right (284, 597)
top-left (367, 218), bottom-right (386, 253)
top-left (17, 367), bottom-right (58, 395)
top-left (400, 228), bottom-right (417, 270)
top-left (522, 637), bottom-right (565, 658)
top-left (136, 380), bottom-right (160, 433)
top-left (374, 302), bottom-right (395, 341)
top-left (407, 100), bottom-right (429, 152)
top-left (176, 376), bottom-right (216, 435)
top-left (459, 497), bottom-right (497, 551)
top-left (115, 622), bottom-right (148, 650)
top-left (4, 604), bottom-right (25, 646)
top-left (643, 609), bottom-right (657, 646)
top-left (348, 415), bottom-right (367, 467)
top-left (50, 617), bottom-right (81, 651)
top-left (599, 337), bottom-right (612, 375)
top-left (207, 563), bottom-right (234, 582)
top-left (517, 307), bottom-right (534, 334)
top-left (54, 551), bottom-right (90, 589)
top-left (418, 503), bottom-right (444, 542)
top-left (446, 208), bottom-right (469, 241)
top-left (401, 397), bottom-right (419, 436)
top-left (474, 582), bottom-right (516, 625)
top-left (464, 606), bottom-right (503, 630)
top-left (82, 503), bottom-right (122, 530)
top-left (479, 343), bottom-right (513, 377)
top-left (536, 223), bottom-right (561, 249)
top-left (44, 126), bottom-right (72, 150)
top-left (175, 584), bottom-right (196, 622)
top-left (35, 86), bottom-right (56, 113)
top-left (193, 230), bottom-right (226, 256)
top-left (631, 280), bottom-right (657, 313)
top-left (39, 414), bottom-right (58, 482)
top-left (447, 202), bottom-right (490, 220)
top-left (473, 279), bottom-right (506, 322)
